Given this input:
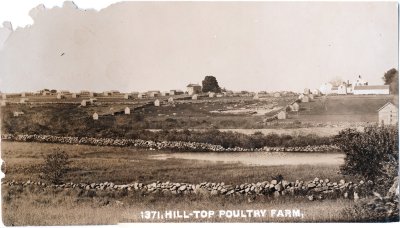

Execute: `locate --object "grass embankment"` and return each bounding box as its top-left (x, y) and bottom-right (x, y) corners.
top-left (1, 142), bottom-right (349, 184)
top-left (2, 184), bottom-right (356, 225)
top-left (293, 95), bottom-right (397, 123)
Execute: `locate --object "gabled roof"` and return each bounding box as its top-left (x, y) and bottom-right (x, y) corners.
top-left (354, 85), bottom-right (389, 90)
top-left (187, 84), bottom-right (201, 87)
top-left (377, 102), bottom-right (398, 112)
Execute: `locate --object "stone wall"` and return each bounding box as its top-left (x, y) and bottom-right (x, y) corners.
top-left (1, 134), bottom-right (340, 152)
top-left (2, 178), bottom-right (371, 201)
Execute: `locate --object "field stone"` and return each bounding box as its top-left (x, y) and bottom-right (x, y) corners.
top-left (275, 183), bottom-right (283, 192)
top-left (308, 183), bottom-right (316, 188)
top-left (179, 185), bottom-right (187, 191)
top-left (211, 190), bottom-right (218, 195)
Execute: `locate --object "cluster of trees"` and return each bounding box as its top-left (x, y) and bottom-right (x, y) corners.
top-left (133, 129), bottom-right (334, 149)
top-left (202, 76), bottom-right (221, 93)
top-left (335, 125), bottom-right (398, 193)
top-left (382, 68), bottom-right (398, 94)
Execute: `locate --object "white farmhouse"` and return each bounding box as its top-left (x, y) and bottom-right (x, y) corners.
top-left (319, 83), bottom-right (333, 95)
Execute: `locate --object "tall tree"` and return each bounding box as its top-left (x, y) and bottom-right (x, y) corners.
top-left (382, 68), bottom-right (398, 94)
top-left (202, 76), bottom-right (221, 93)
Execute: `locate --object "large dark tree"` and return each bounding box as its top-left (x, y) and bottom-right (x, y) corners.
top-left (335, 126), bottom-right (398, 193)
top-left (202, 76), bottom-right (221, 93)
top-left (382, 68), bottom-right (398, 94)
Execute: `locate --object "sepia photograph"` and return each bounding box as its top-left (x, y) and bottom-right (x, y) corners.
top-left (0, 0), bottom-right (399, 225)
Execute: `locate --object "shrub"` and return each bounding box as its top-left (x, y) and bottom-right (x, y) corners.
top-left (40, 149), bottom-right (70, 185)
top-left (335, 125), bottom-right (398, 193)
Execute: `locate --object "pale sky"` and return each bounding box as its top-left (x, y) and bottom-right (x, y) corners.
top-left (0, 1), bottom-right (398, 93)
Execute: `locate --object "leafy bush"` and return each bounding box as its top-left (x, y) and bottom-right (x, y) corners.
top-left (335, 125), bottom-right (398, 193)
top-left (40, 149), bottom-right (70, 185)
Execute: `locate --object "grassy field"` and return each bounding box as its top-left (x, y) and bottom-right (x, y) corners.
top-left (291, 95), bottom-right (397, 123)
top-left (1, 95), bottom-right (396, 139)
top-left (0, 140), bottom-right (361, 225)
top-left (1, 142), bottom-right (352, 185)
top-left (2, 184), bottom-right (356, 225)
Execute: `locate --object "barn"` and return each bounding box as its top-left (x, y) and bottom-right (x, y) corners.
top-left (13, 111), bottom-right (24, 117)
top-left (277, 110), bottom-right (287, 119)
top-left (378, 102), bottom-right (398, 126)
top-left (56, 94), bottom-right (65, 99)
top-left (312, 89), bottom-right (321, 96)
top-left (301, 96), bottom-right (310, 103)
top-left (187, 84), bottom-right (202, 95)
top-left (71, 93), bottom-right (79, 98)
top-left (124, 94), bottom-right (132, 99)
top-left (319, 83), bottom-right (333, 95)
top-left (290, 102), bottom-right (299, 111)
top-left (353, 85), bottom-right (390, 95)
top-left (138, 93), bottom-right (147, 99)
top-left (338, 84), bottom-right (347, 95)
top-left (273, 92), bottom-right (281, 98)
top-left (148, 91), bottom-right (161, 97)
top-left (330, 86), bottom-right (338, 94)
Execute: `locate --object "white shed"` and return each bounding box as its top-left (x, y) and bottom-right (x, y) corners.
top-left (192, 94), bottom-right (198, 100)
top-left (277, 111), bottom-right (287, 119)
top-left (290, 102), bottom-right (299, 111)
top-left (378, 102), bottom-right (398, 125)
top-left (168, 97), bottom-right (174, 103)
top-left (81, 100), bottom-right (87, 107)
top-left (124, 107), bottom-right (130, 115)
top-left (93, 112), bottom-right (99, 120)
top-left (209, 92), bottom-right (216, 98)
top-left (71, 93), bottom-right (79, 98)
top-left (13, 111), bottom-right (24, 117)
top-left (124, 94), bottom-right (132, 99)
top-left (154, 99), bottom-right (160, 106)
